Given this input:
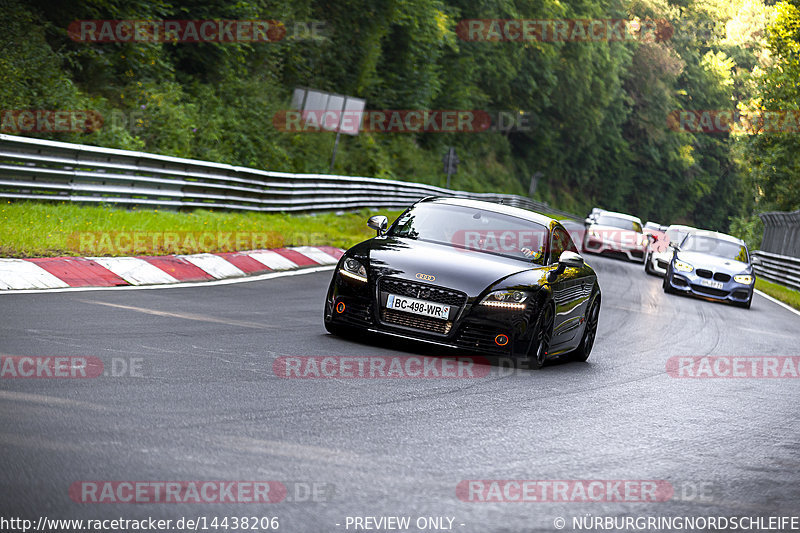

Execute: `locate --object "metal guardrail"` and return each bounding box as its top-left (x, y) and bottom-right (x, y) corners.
top-left (752, 250), bottom-right (800, 292)
top-left (0, 134), bottom-right (578, 219)
top-left (759, 210), bottom-right (800, 258)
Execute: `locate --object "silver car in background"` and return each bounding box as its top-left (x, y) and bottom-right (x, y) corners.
top-left (663, 231), bottom-right (755, 308)
top-left (582, 211), bottom-right (648, 262)
top-left (645, 224), bottom-right (698, 276)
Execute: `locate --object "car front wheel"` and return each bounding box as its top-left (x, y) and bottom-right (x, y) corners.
top-left (571, 295), bottom-right (600, 362)
top-left (528, 304), bottom-right (554, 370)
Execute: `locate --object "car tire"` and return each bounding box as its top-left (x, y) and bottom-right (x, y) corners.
top-left (645, 256), bottom-right (654, 275)
top-left (528, 303), bottom-right (554, 370)
top-left (662, 274), bottom-right (676, 294)
top-left (571, 294), bottom-right (600, 363)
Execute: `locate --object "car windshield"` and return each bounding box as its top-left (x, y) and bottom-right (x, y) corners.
top-left (681, 235), bottom-right (749, 262)
top-left (595, 215), bottom-right (643, 233)
top-left (387, 203), bottom-right (549, 264)
top-left (666, 229), bottom-right (690, 243)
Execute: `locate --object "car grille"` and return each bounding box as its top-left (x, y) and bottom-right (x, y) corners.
top-left (379, 277), bottom-right (467, 307)
top-left (696, 269), bottom-right (731, 283)
top-left (381, 309), bottom-right (451, 334)
top-left (455, 323), bottom-right (510, 354)
top-left (691, 284), bottom-right (729, 297)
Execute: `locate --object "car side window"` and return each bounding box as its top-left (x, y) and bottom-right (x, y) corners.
top-left (564, 230), bottom-right (578, 254)
top-left (550, 228), bottom-right (565, 264)
top-left (550, 227), bottom-right (577, 264)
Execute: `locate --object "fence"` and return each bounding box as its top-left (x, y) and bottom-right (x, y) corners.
top-left (759, 210), bottom-right (800, 258)
top-left (754, 210), bottom-right (800, 291)
top-left (0, 134), bottom-right (577, 219)
top-left (752, 251), bottom-right (800, 292)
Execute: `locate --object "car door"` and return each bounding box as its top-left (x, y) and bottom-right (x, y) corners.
top-left (548, 226), bottom-right (588, 347)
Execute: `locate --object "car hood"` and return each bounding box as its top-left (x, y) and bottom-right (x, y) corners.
top-left (676, 251), bottom-right (751, 273)
top-left (588, 224), bottom-right (643, 243)
top-left (351, 237), bottom-right (541, 296)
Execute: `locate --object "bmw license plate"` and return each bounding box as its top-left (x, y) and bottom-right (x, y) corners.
top-left (386, 294), bottom-right (450, 320)
top-left (699, 278), bottom-right (723, 290)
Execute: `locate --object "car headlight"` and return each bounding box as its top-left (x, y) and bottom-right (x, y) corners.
top-left (733, 274), bottom-right (753, 284)
top-left (339, 257), bottom-right (368, 283)
top-left (480, 290), bottom-right (527, 310)
top-left (588, 230), bottom-right (600, 238)
top-left (673, 259), bottom-right (693, 272)
top-left (637, 234), bottom-right (649, 246)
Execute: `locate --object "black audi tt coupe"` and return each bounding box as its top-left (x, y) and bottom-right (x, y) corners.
top-left (323, 197), bottom-right (601, 369)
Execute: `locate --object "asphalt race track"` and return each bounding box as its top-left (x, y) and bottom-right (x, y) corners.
top-left (1, 254), bottom-right (799, 533)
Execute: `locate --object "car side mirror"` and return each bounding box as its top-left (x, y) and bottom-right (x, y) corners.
top-left (647, 234), bottom-right (656, 243)
top-left (669, 241), bottom-right (680, 251)
top-left (584, 218), bottom-right (593, 226)
top-left (559, 251), bottom-right (585, 269)
top-left (368, 215), bottom-right (388, 236)
top-left (548, 251), bottom-right (584, 282)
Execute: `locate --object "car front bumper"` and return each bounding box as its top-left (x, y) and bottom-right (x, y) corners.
top-left (325, 270), bottom-right (540, 357)
top-left (583, 236), bottom-right (647, 262)
top-left (665, 270), bottom-right (754, 304)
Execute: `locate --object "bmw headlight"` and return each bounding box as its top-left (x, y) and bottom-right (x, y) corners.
top-left (480, 290), bottom-right (527, 310)
top-left (589, 229), bottom-right (600, 238)
top-left (674, 259), bottom-right (693, 272)
top-left (733, 274), bottom-right (753, 284)
top-left (340, 257), bottom-right (368, 283)
top-left (637, 233), bottom-right (649, 246)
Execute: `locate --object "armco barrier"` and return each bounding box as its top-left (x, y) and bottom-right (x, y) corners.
top-left (0, 134), bottom-right (577, 219)
top-left (752, 250), bottom-right (800, 292)
top-left (759, 210), bottom-right (800, 258)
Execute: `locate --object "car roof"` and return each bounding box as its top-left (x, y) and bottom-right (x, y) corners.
top-left (686, 229), bottom-right (746, 246)
top-left (666, 224), bottom-right (697, 232)
top-left (593, 210), bottom-right (643, 224)
top-left (418, 196), bottom-right (557, 228)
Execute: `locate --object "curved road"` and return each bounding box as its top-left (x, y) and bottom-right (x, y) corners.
top-left (1, 254), bottom-right (799, 532)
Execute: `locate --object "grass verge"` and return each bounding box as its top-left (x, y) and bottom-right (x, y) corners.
top-left (0, 201), bottom-right (403, 258)
top-left (755, 277), bottom-right (800, 312)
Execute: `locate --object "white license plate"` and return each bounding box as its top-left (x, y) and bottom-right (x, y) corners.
top-left (386, 294), bottom-right (450, 320)
top-left (699, 278), bottom-right (723, 290)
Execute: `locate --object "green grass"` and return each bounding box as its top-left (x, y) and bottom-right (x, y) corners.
top-left (755, 277), bottom-right (800, 311)
top-left (0, 201), bottom-right (403, 257)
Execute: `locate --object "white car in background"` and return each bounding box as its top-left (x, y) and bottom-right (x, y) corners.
top-left (582, 211), bottom-right (648, 262)
top-left (645, 224), bottom-right (698, 276)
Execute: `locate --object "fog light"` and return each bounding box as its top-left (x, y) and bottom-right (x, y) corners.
top-left (335, 301), bottom-right (346, 314)
top-left (495, 334), bottom-right (509, 346)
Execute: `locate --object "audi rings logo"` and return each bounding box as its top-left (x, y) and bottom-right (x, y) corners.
top-left (415, 273), bottom-right (436, 282)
